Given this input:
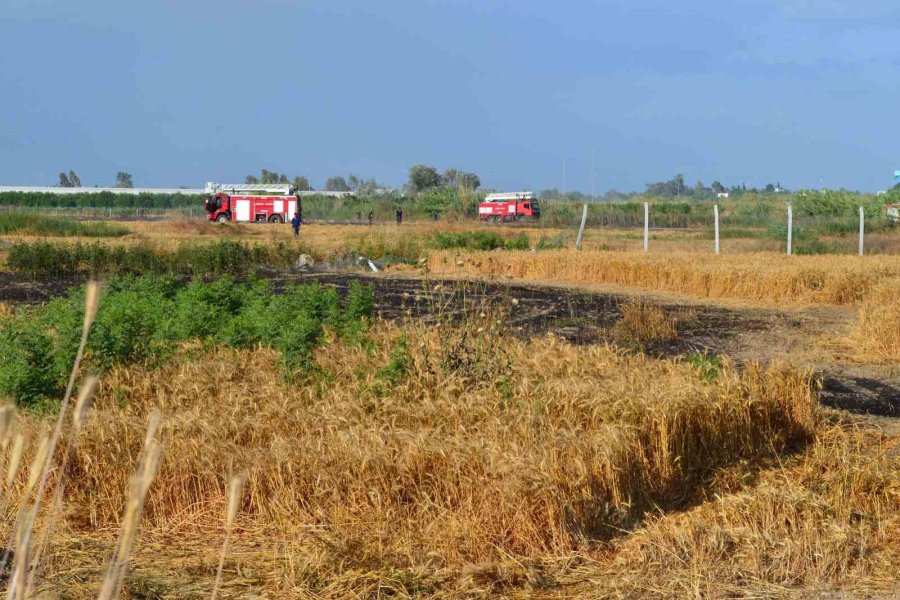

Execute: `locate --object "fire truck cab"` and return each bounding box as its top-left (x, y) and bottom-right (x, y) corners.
top-left (478, 192), bottom-right (541, 222)
top-left (203, 182), bottom-right (301, 223)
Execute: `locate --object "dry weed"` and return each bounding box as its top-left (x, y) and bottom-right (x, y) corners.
top-left (851, 281), bottom-right (900, 362)
top-left (428, 250), bottom-right (900, 306)
top-left (6, 323), bottom-right (825, 596)
top-left (613, 301), bottom-right (679, 345)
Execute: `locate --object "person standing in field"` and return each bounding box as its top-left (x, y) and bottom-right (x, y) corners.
top-left (368, 210), bottom-right (374, 226)
top-left (291, 212), bottom-right (301, 238)
top-left (396, 206), bottom-right (403, 225)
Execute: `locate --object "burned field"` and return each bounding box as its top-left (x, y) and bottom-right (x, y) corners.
top-left (4, 270), bottom-right (892, 416)
top-left (0, 269), bottom-right (896, 598)
top-left (296, 274), bottom-right (900, 417)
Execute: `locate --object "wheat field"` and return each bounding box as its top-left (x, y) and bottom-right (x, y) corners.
top-left (1, 318), bottom-right (896, 597)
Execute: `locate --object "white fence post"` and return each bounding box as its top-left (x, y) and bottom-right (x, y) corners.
top-left (714, 204), bottom-right (720, 255)
top-left (643, 202), bottom-right (649, 252)
top-left (859, 206), bottom-right (865, 256)
top-left (575, 204), bottom-right (588, 250)
top-left (787, 203), bottom-right (793, 256)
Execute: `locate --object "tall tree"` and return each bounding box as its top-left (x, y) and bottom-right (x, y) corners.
top-left (458, 172), bottom-right (481, 191)
top-left (292, 176), bottom-right (310, 191)
top-left (58, 172), bottom-right (71, 187)
top-left (408, 164), bottom-right (441, 194)
top-left (115, 171), bottom-right (133, 188)
top-left (325, 176), bottom-right (350, 192)
top-left (68, 170), bottom-right (81, 187)
top-left (442, 168), bottom-right (459, 188)
top-left (673, 173), bottom-right (685, 196)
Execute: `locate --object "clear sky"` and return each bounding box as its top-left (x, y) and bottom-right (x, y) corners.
top-left (1, 0), bottom-right (898, 193)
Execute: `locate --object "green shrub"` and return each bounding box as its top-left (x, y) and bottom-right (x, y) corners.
top-left (0, 276), bottom-right (374, 409)
top-left (431, 231), bottom-right (530, 251)
top-left (375, 335), bottom-right (411, 392)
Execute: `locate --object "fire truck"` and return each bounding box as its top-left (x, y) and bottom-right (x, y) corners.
top-left (478, 192), bottom-right (541, 222)
top-left (203, 182), bottom-right (301, 223)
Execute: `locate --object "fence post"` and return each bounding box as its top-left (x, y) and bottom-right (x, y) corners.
top-left (575, 204), bottom-right (588, 250)
top-left (787, 203), bottom-right (793, 256)
top-left (859, 206), bottom-right (865, 256)
top-left (643, 202), bottom-right (649, 252)
top-left (714, 204), bottom-right (720, 255)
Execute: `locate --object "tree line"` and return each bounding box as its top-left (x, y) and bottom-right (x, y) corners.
top-left (56, 171), bottom-right (133, 189)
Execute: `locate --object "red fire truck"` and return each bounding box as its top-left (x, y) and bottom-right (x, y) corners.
top-left (203, 182), bottom-right (301, 223)
top-left (478, 192), bottom-right (541, 222)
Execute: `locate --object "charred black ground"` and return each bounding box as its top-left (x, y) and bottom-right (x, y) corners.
top-left (1, 271), bottom-right (896, 417)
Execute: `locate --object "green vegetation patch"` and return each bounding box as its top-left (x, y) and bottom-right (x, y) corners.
top-left (431, 231), bottom-right (529, 251)
top-left (0, 213), bottom-right (128, 237)
top-left (0, 276), bottom-right (374, 409)
top-left (5, 239), bottom-right (306, 278)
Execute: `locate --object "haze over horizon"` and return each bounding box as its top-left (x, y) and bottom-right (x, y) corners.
top-left (2, 0), bottom-right (898, 193)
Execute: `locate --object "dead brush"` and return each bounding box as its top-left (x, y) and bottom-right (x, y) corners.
top-left (411, 278), bottom-right (515, 389)
top-left (612, 300), bottom-right (679, 346)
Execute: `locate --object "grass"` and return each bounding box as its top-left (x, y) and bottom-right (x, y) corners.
top-left (0, 277), bottom-right (895, 597)
top-left (4, 239), bottom-right (311, 277)
top-left (429, 249), bottom-right (900, 306)
top-left (432, 230), bottom-right (530, 251)
top-left (0, 213), bottom-right (128, 237)
top-left (613, 301), bottom-right (679, 346)
top-left (0, 277), bottom-right (374, 408)
top-left (7, 323), bottom-right (823, 595)
top-left (851, 281), bottom-right (900, 362)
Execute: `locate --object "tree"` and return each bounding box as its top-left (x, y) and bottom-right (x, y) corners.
top-left (292, 176), bottom-right (310, 191)
top-left (673, 173), bottom-right (686, 196)
top-left (245, 175), bottom-right (260, 184)
top-left (68, 170), bottom-right (81, 187)
top-left (408, 164), bottom-right (441, 194)
top-left (58, 172), bottom-right (71, 188)
top-left (711, 181), bottom-right (725, 194)
top-left (115, 172), bottom-right (133, 188)
top-left (765, 183), bottom-right (776, 193)
top-left (458, 172), bottom-right (481, 191)
top-left (325, 176), bottom-right (350, 192)
top-left (442, 168), bottom-right (459, 188)
top-left (645, 174), bottom-right (687, 198)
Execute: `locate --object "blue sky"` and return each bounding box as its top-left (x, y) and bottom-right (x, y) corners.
top-left (1, 0), bottom-right (898, 192)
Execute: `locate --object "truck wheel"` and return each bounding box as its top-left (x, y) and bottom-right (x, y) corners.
top-left (516, 215), bottom-right (525, 222)
top-left (269, 215), bottom-right (283, 224)
top-left (217, 213), bottom-right (229, 223)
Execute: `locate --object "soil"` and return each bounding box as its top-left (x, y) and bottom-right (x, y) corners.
top-left (1, 271), bottom-right (897, 418)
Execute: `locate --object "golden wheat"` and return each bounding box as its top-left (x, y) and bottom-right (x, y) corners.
top-left (851, 281), bottom-right (900, 362)
top-left (428, 249), bottom-right (900, 306)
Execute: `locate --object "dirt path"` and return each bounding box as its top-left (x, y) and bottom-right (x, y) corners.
top-left (2, 271), bottom-right (897, 417)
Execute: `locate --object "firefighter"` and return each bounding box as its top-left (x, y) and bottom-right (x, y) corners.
top-left (367, 210), bottom-right (374, 226)
top-left (395, 206), bottom-right (403, 225)
top-left (290, 212), bottom-right (301, 238)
